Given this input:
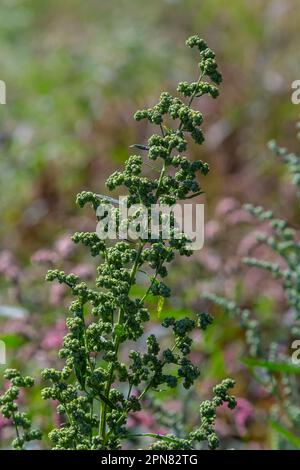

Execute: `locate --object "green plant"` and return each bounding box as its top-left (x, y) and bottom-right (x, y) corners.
top-left (1, 35), bottom-right (236, 450)
top-left (0, 369), bottom-right (42, 449)
top-left (205, 122), bottom-right (300, 449)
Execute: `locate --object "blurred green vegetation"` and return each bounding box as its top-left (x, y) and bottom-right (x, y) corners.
top-left (0, 0), bottom-right (299, 257)
top-left (0, 0), bottom-right (300, 449)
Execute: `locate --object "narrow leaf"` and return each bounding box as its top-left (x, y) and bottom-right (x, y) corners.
top-left (157, 296), bottom-right (165, 319)
top-left (242, 357), bottom-right (300, 374)
top-left (130, 144), bottom-right (149, 151)
top-left (270, 420), bottom-right (300, 449)
top-left (98, 393), bottom-right (118, 410)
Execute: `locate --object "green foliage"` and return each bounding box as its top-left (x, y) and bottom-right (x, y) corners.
top-left (207, 122), bottom-right (300, 449)
top-left (0, 369), bottom-right (42, 449)
top-left (242, 358), bottom-right (300, 375)
top-left (269, 420), bottom-right (300, 450)
top-left (0, 35), bottom-right (236, 450)
top-left (151, 378), bottom-right (236, 450)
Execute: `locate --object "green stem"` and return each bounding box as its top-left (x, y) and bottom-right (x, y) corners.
top-left (12, 411), bottom-right (22, 448)
top-left (100, 70), bottom-right (204, 444)
top-left (138, 340), bottom-right (179, 401)
top-left (100, 240), bottom-right (145, 442)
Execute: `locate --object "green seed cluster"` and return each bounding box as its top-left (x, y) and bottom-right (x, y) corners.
top-left (240, 131), bottom-right (300, 337)
top-left (206, 122), bottom-right (300, 448)
top-left (104, 35), bottom-right (221, 209)
top-left (0, 370), bottom-right (42, 449)
top-left (243, 199), bottom-right (300, 337)
top-left (42, 35), bottom-right (235, 450)
top-left (268, 135), bottom-right (300, 193)
top-left (150, 378), bottom-right (236, 450)
top-left (189, 378), bottom-right (236, 450)
top-left (1, 35), bottom-right (236, 450)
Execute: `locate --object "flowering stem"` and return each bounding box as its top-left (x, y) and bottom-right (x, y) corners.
top-left (100, 240), bottom-right (145, 442)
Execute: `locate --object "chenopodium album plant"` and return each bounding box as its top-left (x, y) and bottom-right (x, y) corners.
top-left (0, 35), bottom-right (236, 450)
top-left (206, 122), bottom-right (300, 449)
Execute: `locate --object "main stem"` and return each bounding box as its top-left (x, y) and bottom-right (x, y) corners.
top-left (100, 241), bottom-right (144, 442)
top-left (99, 70), bottom-right (204, 444)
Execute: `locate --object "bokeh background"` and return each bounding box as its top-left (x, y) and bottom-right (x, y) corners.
top-left (0, 0), bottom-right (300, 449)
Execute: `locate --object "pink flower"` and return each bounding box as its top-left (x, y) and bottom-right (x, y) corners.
top-left (237, 231), bottom-right (260, 256)
top-left (55, 235), bottom-right (74, 258)
top-left (0, 250), bottom-right (19, 282)
top-left (233, 398), bottom-right (253, 437)
top-left (200, 249), bottom-right (221, 272)
top-left (215, 198), bottom-right (238, 216)
top-left (41, 320), bottom-right (66, 350)
top-left (31, 249), bottom-right (58, 265)
top-left (72, 263), bottom-right (93, 279)
top-left (225, 209), bottom-right (252, 225)
top-left (205, 220), bottom-right (220, 241)
top-left (49, 283), bottom-right (66, 306)
top-left (127, 410), bottom-right (155, 429)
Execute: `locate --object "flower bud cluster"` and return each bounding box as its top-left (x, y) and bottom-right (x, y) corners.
top-left (0, 370), bottom-right (41, 449)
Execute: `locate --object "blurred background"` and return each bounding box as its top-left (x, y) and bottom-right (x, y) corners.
top-left (0, 0), bottom-right (299, 449)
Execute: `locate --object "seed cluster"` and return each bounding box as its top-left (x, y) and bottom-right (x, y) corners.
top-left (0, 369), bottom-right (42, 449)
top-left (1, 35), bottom-right (236, 450)
top-left (206, 123), bottom-right (300, 448)
top-left (150, 379), bottom-right (236, 450)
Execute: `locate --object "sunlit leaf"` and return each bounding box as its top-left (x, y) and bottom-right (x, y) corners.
top-left (242, 358), bottom-right (300, 374)
top-left (270, 420), bottom-right (300, 449)
top-left (157, 296), bottom-right (165, 320)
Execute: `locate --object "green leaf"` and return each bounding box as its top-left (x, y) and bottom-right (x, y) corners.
top-left (114, 324), bottom-right (125, 339)
top-left (242, 358), bottom-right (300, 374)
top-left (157, 296), bottom-right (165, 319)
top-left (270, 420), bottom-right (300, 449)
top-left (130, 144), bottom-right (149, 151)
top-left (159, 308), bottom-right (191, 321)
top-left (0, 334), bottom-right (26, 348)
top-left (98, 393), bottom-right (118, 410)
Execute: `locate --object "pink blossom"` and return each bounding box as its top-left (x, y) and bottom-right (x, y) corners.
top-left (31, 249), bottom-right (58, 265)
top-left (225, 209), bottom-right (252, 225)
top-left (233, 398), bottom-right (253, 436)
top-left (215, 197), bottom-right (239, 216)
top-left (41, 320), bottom-right (66, 350)
top-left (49, 283), bottom-right (66, 306)
top-left (237, 231), bottom-right (260, 256)
top-left (200, 249), bottom-right (221, 272)
top-left (127, 410), bottom-right (155, 429)
top-left (0, 250), bottom-right (19, 282)
top-left (55, 235), bottom-right (74, 258)
top-left (72, 263), bottom-right (93, 279)
top-left (205, 220), bottom-right (220, 241)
